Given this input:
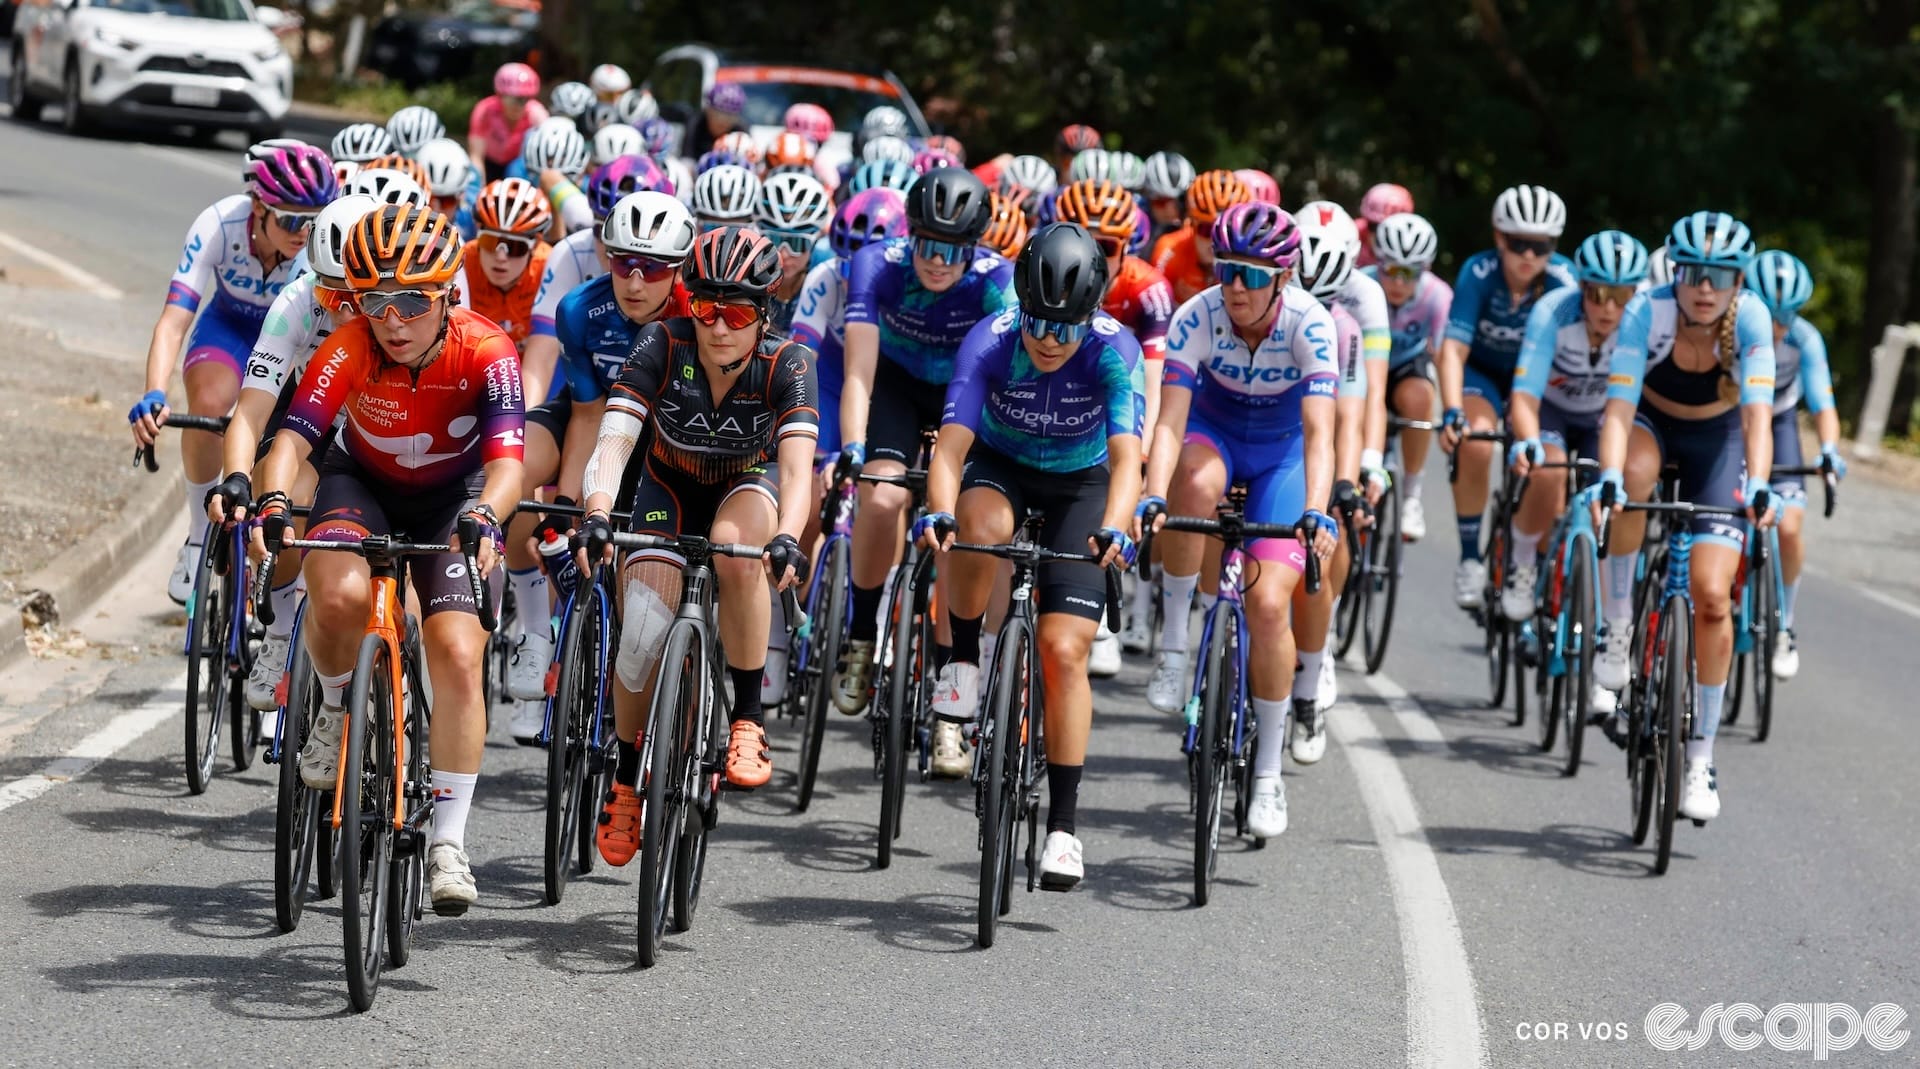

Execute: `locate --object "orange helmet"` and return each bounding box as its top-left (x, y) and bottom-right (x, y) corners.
top-left (1054, 179), bottom-right (1137, 242)
top-left (982, 192), bottom-right (1029, 260)
top-left (473, 177), bottom-right (553, 236)
top-left (1187, 169), bottom-right (1251, 228)
top-left (715, 131), bottom-right (762, 168)
top-left (362, 153), bottom-right (431, 190)
top-left (765, 130), bottom-right (816, 170)
top-left (344, 203), bottom-right (464, 289)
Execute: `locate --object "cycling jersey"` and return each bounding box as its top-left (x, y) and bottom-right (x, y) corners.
top-left (1330, 303), bottom-right (1366, 401)
top-left (1513, 287), bottom-right (1616, 415)
top-left (1333, 270), bottom-right (1391, 367)
top-left (469, 95), bottom-right (551, 167)
top-left (1163, 283), bottom-right (1339, 441)
top-left (1360, 267), bottom-right (1454, 369)
top-left (606, 318), bottom-right (818, 483)
top-left (1150, 227), bottom-right (1207, 305)
top-left (457, 240), bottom-right (551, 351)
top-left (529, 227), bottom-right (605, 338)
top-left (170, 194), bottom-right (305, 377)
top-left (844, 239), bottom-right (1015, 385)
top-left (789, 260), bottom-right (848, 450)
top-left (1102, 255), bottom-right (1175, 360)
top-left (283, 308), bottom-right (526, 491)
top-left (244, 274), bottom-right (340, 398)
top-left (1769, 315), bottom-right (1835, 417)
top-left (553, 273), bottom-right (690, 402)
top-left (1443, 249), bottom-right (1575, 385)
top-left (1605, 287), bottom-right (1776, 411)
top-left (944, 308), bottom-right (1145, 473)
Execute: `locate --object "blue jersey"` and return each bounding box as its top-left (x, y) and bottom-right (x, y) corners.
top-left (1606, 287), bottom-right (1775, 412)
top-left (944, 309), bottom-right (1145, 473)
top-left (789, 261), bottom-right (846, 402)
top-left (1769, 315), bottom-right (1834, 417)
top-left (554, 274), bottom-right (642, 403)
top-left (450, 168), bottom-right (483, 240)
top-left (844, 239), bottom-right (1017, 385)
top-left (1444, 249), bottom-right (1575, 381)
top-left (1513, 287), bottom-right (1617, 415)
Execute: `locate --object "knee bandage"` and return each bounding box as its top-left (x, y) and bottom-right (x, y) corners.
top-left (616, 580), bottom-right (677, 691)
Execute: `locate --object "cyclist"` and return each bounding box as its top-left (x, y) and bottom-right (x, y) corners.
top-left (1141, 150), bottom-right (1195, 243)
top-left (1748, 250), bottom-right (1844, 680)
top-left (981, 191), bottom-right (1031, 260)
top-left (685, 82), bottom-right (750, 159)
top-left (831, 167), bottom-right (1016, 716)
top-left (254, 203), bottom-right (525, 914)
top-left (692, 164), bottom-right (762, 231)
top-left (592, 124), bottom-right (647, 169)
top-left (1354, 183), bottom-right (1414, 269)
top-left (1503, 231), bottom-right (1648, 716)
top-left (1138, 202), bottom-right (1339, 838)
top-left (519, 120), bottom-right (594, 235)
top-left (785, 102), bottom-right (834, 147)
top-left (1437, 184), bottom-right (1573, 608)
top-left (331, 123), bottom-right (395, 170)
top-left (1360, 212), bottom-right (1451, 542)
top-left (918, 222), bottom-right (1144, 883)
top-left (998, 154), bottom-right (1058, 208)
top-left (1054, 124), bottom-right (1102, 182)
top-left (386, 105), bottom-right (445, 158)
top-left (130, 140), bottom-right (337, 604)
top-left (417, 137), bottom-right (482, 239)
top-left (756, 172), bottom-right (834, 332)
top-left (581, 226), bottom-right (817, 862)
top-left (1152, 169), bottom-right (1250, 304)
top-left (1588, 210), bottom-right (1777, 822)
top-left (469, 62), bottom-right (548, 182)
top-left (548, 81), bottom-right (596, 133)
top-left (1236, 168), bottom-right (1281, 206)
top-left (456, 178), bottom-right (552, 354)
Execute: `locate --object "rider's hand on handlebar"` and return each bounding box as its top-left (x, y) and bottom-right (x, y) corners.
top-left (1133, 495), bottom-right (1167, 541)
top-left (1745, 479), bottom-right (1777, 530)
top-left (1509, 437), bottom-right (1542, 478)
top-left (764, 532), bottom-right (807, 591)
top-left (833, 442), bottom-right (865, 487)
top-left (578, 512), bottom-right (615, 573)
top-left (1090, 526), bottom-right (1137, 570)
top-left (1298, 509), bottom-right (1340, 560)
top-left (205, 472), bottom-right (253, 525)
top-left (128, 390), bottom-right (169, 449)
top-left (1584, 468), bottom-right (1625, 532)
top-left (1820, 442), bottom-right (1848, 482)
top-left (1438, 406), bottom-right (1466, 454)
top-left (912, 511), bottom-right (956, 553)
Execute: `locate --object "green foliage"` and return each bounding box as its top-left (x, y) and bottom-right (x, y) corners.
top-left (299, 77), bottom-right (484, 129)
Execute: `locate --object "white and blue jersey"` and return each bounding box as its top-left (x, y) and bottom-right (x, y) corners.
top-left (844, 239), bottom-right (1017, 385)
top-left (1163, 283), bottom-right (1339, 444)
top-left (1606, 287), bottom-right (1775, 411)
top-left (789, 260), bottom-right (848, 451)
top-left (554, 273), bottom-right (650, 403)
top-left (168, 194), bottom-right (304, 376)
top-left (1444, 249), bottom-right (1575, 388)
top-left (1769, 316), bottom-right (1834, 417)
top-left (1514, 287), bottom-right (1616, 415)
top-left (530, 227), bottom-right (604, 339)
top-left (943, 308), bottom-right (1145, 473)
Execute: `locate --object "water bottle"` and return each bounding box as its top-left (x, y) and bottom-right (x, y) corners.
top-left (538, 528), bottom-right (581, 591)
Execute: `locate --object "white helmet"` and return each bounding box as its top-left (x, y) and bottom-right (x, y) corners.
top-left (756, 172), bottom-right (832, 233)
top-left (860, 105), bottom-right (911, 142)
top-left (588, 63), bottom-right (631, 97)
top-left (1646, 244), bottom-right (1674, 287)
top-left (601, 191), bottom-right (696, 260)
top-left (332, 159), bottom-right (361, 186)
top-left (522, 117), bottom-right (591, 178)
top-left (998, 155), bottom-right (1057, 197)
top-left (548, 80), bottom-right (595, 120)
top-left (1491, 184), bottom-right (1566, 237)
top-left (1372, 212), bottom-right (1439, 269)
top-left (581, 102), bottom-right (619, 137)
top-left (1299, 199), bottom-right (1362, 258)
top-left (664, 157), bottom-right (696, 208)
top-left (616, 88), bottom-right (658, 125)
top-left (330, 122), bottom-right (395, 164)
top-left (385, 105), bottom-right (444, 156)
top-left (591, 123), bottom-right (645, 167)
top-left (341, 167), bottom-right (428, 207)
top-left (415, 137), bottom-right (472, 197)
top-left (1296, 209), bottom-right (1358, 303)
top-left (1068, 148), bottom-right (1115, 183)
top-left (1110, 151), bottom-right (1148, 192)
top-left (309, 194), bottom-right (381, 280)
top-left (1141, 151), bottom-right (1195, 200)
top-left (692, 164), bottom-right (761, 223)
top-left (861, 135), bottom-right (915, 165)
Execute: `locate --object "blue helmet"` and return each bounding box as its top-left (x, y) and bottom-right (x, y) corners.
top-left (1750, 249), bottom-right (1813, 321)
top-left (696, 149), bottom-right (751, 175)
top-left (1573, 230), bottom-right (1649, 286)
top-left (849, 159), bottom-right (916, 196)
top-left (1666, 210), bottom-right (1755, 270)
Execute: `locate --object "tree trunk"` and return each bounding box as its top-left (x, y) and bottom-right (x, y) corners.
top-left (1863, 0), bottom-right (1918, 435)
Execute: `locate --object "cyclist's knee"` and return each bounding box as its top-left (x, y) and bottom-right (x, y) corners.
top-left (1244, 583), bottom-right (1292, 639)
top-left (1036, 615), bottom-right (1094, 672)
top-left (712, 552), bottom-right (762, 593)
top-left (1692, 583), bottom-right (1733, 626)
top-left (616, 577), bottom-right (676, 691)
top-left (863, 480), bottom-right (910, 518)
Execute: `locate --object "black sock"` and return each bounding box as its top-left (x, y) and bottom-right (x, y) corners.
top-left (729, 666), bottom-right (763, 724)
top-left (615, 738), bottom-right (639, 787)
top-left (950, 612), bottom-right (983, 665)
top-left (935, 642), bottom-right (953, 670)
top-left (1046, 763), bottom-right (1084, 835)
top-left (849, 583), bottom-right (883, 642)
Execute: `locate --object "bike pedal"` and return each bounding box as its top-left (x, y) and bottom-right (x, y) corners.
top-left (1690, 818), bottom-right (1706, 828)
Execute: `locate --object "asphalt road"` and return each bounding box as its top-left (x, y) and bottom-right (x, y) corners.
top-left (2, 84), bottom-right (1918, 1068)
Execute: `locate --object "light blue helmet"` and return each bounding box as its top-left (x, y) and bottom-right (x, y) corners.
top-left (849, 159), bottom-right (917, 196)
top-left (1750, 249), bottom-right (1813, 321)
top-left (1666, 210), bottom-right (1755, 270)
top-left (1573, 230), bottom-right (1649, 286)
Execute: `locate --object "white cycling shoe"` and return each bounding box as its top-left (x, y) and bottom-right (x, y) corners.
top-left (832, 640), bottom-right (875, 715)
top-left (297, 705), bottom-right (345, 790)
top-left (1147, 651), bottom-right (1189, 714)
top-left (1453, 559), bottom-right (1487, 610)
top-left (1401, 497), bottom-right (1427, 542)
top-left (1290, 700), bottom-right (1327, 764)
top-left (1120, 611), bottom-right (1153, 654)
top-left (1500, 564), bottom-right (1538, 623)
top-left (167, 540), bottom-right (202, 606)
top-left (1678, 759), bottom-right (1720, 822)
top-left (1038, 830), bottom-right (1084, 890)
top-left (1088, 625), bottom-right (1122, 678)
top-left (246, 634), bottom-right (291, 712)
top-left (1594, 626), bottom-right (1632, 691)
top-left (505, 624), bottom-right (555, 702)
top-left (427, 842), bottom-right (478, 915)
top-left (1246, 775), bottom-right (1288, 838)
top-left (1771, 630), bottom-right (1799, 680)
top-left (508, 698), bottom-right (545, 745)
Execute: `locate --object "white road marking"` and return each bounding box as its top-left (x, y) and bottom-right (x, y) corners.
top-left (1336, 669), bottom-right (1490, 1069)
top-left (134, 143), bottom-right (242, 181)
top-left (0, 228), bottom-right (124, 300)
top-left (1855, 584), bottom-right (1920, 622)
top-left (0, 674), bottom-right (185, 814)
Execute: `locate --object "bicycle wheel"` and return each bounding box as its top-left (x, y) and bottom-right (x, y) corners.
top-left (1653, 597), bottom-right (1690, 875)
top-left (637, 626), bottom-right (694, 968)
top-left (1363, 482), bottom-right (1401, 674)
top-left (1512, 618), bottom-right (1530, 727)
top-left (273, 633), bottom-right (321, 934)
top-left (1536, 595), bottom-right (1561, 754)
top-left (796, 538), bottom-right (848, 812)
top-left (227, 551), bottom-right (260, 774)
top-left (387, 651), bottom-right (428, 967)
top-left (1193, 610), bottom-right (1234, 907)
top-left (1484, 511), bottom-right (1511, 712)
top-left (876, 552), bottom-right (918, 869)
top-left (1627, 574), bottom-right (1661, 845)
top-left (1561, 544), bottom-right (1594, 778)
top-left (183, 544), bottom-right (228, 795)
top-left (977, 617), bottom-right (1028, 948)
top-left (1752, 542), bottom-right (1778, 743)
top-left (672, 659), bottom-right (718, 934)
top-left (543, 587), bottom-right (599, 905)
top-left (1333, 529), bottom-right (1364, 660)
top-left (340, 632), bottom-right (393, 1012)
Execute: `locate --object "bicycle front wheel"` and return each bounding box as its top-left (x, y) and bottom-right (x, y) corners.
top-left (183, 545), bottom-right (228, 795)
top-left (1363, 483), bottom-right (1401, 674)
top-left (227, 550), bottom-right (260, 774)
top-left (274, 631), bottom-right (321, 934)
top-left (977, 618), bottom-right (1029, 948)
top-left (1653, 596), bottom-right (1690, 875)
top-left (543, 587), bottom-right (599, 905)
top-left (1193, 611), bottom-right (1234, 907)
top-left (877, 553), bottom-right (919, 869)
top-left (1562, 543), bottom-right (1593, 777)
top-left (637, 626), bottom-right (695, 967)
top-left (796, 538), bottom-right (848, 812)
top-left (672, 658), bottom-right (719, 934)
top-left (340, 632), bottom-right (394, 1012)
top-left (1752, 542), bottom-right (1778, 743)
top-left (1333, 529), bottom-right (1363, 660)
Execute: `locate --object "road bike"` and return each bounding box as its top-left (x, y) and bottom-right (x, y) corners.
top-left (1724, 463), bottom-right (1835, 742)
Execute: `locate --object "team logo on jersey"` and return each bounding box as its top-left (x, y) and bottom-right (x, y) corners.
top-left (178, 234), bottom-right (204, 275)
top-left (1478, 320), bottom-right (1526, 344)
top-left (1470, 255), bottom-right (1497, 281)
top-left (1167, 307), bottom-right (1203, 350)
top-left (883, 243), bottom-right (908, 265)
top-left (1091, 315), bottom-right (1120, 337)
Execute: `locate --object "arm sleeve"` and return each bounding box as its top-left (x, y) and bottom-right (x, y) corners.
top-left (282, 334), bottom-right (360, 447)
top-left (1735, 296), bottom-right (1777, 408)
top-left (477, 333), bottom-right (527, 464)
top-left (1604, 293), bottom-right (1654, 407)
top-left (244, 279), bottom-right (312, 397)
top-left (941, 316), bottom-right (1004, 432)
top-left (168, 202), bottom-right (224, 313)
top-left (1796, 320), bottom-right (1835, 414)
top-left (1160, 293), bottom-right (1208, 392)
top-left (771, 342), bottom-right (820, 443)
top-left (1334, 305), bottom-right (1367, 400)
top-left (1136, 275), bottom-right (1175, 359)
top-left (582, 409), bottom-right (643, 505)
top-left (1351, 275), bottom-right (1392, 364)
top-left (606, 321), bottom-right (670, 422)
top-left (1443, 252), bottom-right (1490, 346)
top-left (1511, 291), bottom-right (1564, 400)
top-left (842, 243), bottom-right (888, 326)
top-left (559, 194), bottom-right (595, 234)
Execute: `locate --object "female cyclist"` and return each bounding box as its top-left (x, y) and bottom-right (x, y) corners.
top-left (1151, 169), bottom-right (1250, 304)
top-left (1361, 212), bottom-right (1452, 541)
top-left (469, 62), bottom-right (549, 182)
top-left (755, 172), bottom-right (834, 332)
top-left (1354, 183), bottom-right (1413, 269)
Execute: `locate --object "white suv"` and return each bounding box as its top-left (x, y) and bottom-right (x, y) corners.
top-left (9, 0), bottom-right (293, 140)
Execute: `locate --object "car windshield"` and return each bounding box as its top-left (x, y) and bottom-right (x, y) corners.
top-left (725, 75), bottom-right (916, 136)
top-left (89, 0), bottom-right (251, 19)
top-left (446, 0), bottom-right (537, 27)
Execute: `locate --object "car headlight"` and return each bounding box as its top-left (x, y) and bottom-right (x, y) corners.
top-left (254, 43), bottom-right (285, 63)
top-left (93, 26), bottom-right (139, 50)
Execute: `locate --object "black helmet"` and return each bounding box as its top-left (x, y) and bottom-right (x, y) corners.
top-left (1014, 223), bottom-right (1109, 323)
top-left (904, 166), bottom-right (993, 243)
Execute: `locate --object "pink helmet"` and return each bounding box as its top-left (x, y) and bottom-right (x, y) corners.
top-left (783, 103), bottom-right (834, 145)
top-left (1360, 182), bottom-right (1414, 225)
top-left (246, 141), bottom-right (338, 210)
top-left (494, 62), bottom-right (540, 98)
top-left (912, 148), bottom-right (960, 175)
top-left (1235, 168), bottom-right (1281, 206)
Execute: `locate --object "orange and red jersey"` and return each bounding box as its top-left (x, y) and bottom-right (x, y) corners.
top-left (459, 240), bottom-right (551, 352)
top-left (1103, 255), bottom-right (1175, 359)
top-left (1151, 226), bottom-right (1209, 305)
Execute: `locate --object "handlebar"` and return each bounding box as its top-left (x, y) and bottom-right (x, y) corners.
top-left (949, 540), bottom-right (1124, 634)
top-left (1389, 417), bottom-right (1438, 432)
top-left (513, 499), bottom-right (632, 523)
top-left (282, 531), bottom-right (495, 633)
top-left (1772, 464), bottom-right (1839, 519)
top-left (1446, 428), bottom-right (1510, 485)
top-left (607, 531), bottom-right (803, 625)
top-left (1139, 513), bottom-right (1322, 595)
top-left (135, 412), bottom-right (231, 472)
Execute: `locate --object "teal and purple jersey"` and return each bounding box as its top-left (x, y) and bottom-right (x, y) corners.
top-left (844, 238), bottom-right (1016, 385)
top-left (943, 308), bottom-right (1144, 473)
top-left (1443, 249), bottom-right (1575, 384)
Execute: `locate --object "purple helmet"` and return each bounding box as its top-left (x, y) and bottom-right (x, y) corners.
top-left (637, 117), bottom-right (679, 160)
top-left (706, 82), bottom-right (747, 115)
top-left (1130, 203), bottom-right (1151, 257)
top-left (1211, 201), bottom-right (1301, 269)
top-left (587, 155), bottom-right (672, 219)
top-left (830, 189), bottom-right (908, 263)
top-left (696, 149), bottom-right (751, 175)
top-left (246, 142), bottom-right (338, 210)
top-left (1034, 187), bottom-right (1062, 227)
top-left (912, 148), bottom-right (961, 175)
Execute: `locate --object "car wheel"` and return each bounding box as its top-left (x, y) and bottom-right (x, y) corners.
top-left (61, 57), bottom-right (92, 136)
top-left (8, 45), bottom-right (45, 122)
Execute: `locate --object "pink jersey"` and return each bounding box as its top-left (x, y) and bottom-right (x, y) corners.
top-left (1361, 266), bottom-right (1452, 369)
top-left (468, 95), bottom-right (551, 166)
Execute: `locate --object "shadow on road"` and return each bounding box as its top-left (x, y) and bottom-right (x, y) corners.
top-left (40, 943), bottom-right (370, 1021)
top-left (725, 890), bottom-right (1002, 954)
top-left (1420, 821), bottom-right (1677, 879)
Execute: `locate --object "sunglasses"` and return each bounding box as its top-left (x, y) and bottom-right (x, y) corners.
top-left (1673, 263), bottom-right (1742, 291)
top-left (1214, 260), bottom-right (1280, 290)
top-left (270, 209), bottom-right (317, 234)
top-left (1581, 282), bottom-right (1636, 307)
top-left (1381, 263), bottom-right (1424, 283)
top-left (609, 254), bottom-right (680, 282)
top-left (1021, 312), bottom-right (1090, 345)
top-left (687, 295), bottom-right (761, 329)
top-left (767, 230), bottom-right (818, 256)
top-left (315, 283), bottom-right (355, 314)
top-left (354, 288), bottom-right (445, 321)
top-left (479, 231), bottom-right (535, 259)
top-left (912, 235), bottom-right (973, 264)
top-left (1092, 235), bottom-right (1127, 258)
top-left (1500, 234), bottom-right (1556, 257)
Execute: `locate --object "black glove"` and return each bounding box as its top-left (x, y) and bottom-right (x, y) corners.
top-left (206, 472), bottom-right (252, 519)
top-left (532, 495), bottom-right (576, 546)
top-left (581, 512), bottom-right (615, 564)
top-left (1332, 479), bottom-right (1360, 515)
top-left (766, 532), bottom-right (808, 581)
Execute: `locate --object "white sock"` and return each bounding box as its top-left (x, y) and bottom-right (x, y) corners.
top-left (507, 567), bottom-right (549, 631)
top-left (267, 581), bottom-right (299, 639)
top-left (431, 770), bottom-right (479, 848)
top-left (1253, 697), bottom-right (1289, 777)
top-left (317, 667), bottom-right (352, 709)
top-left (1780, 578), bottom-right (1800, 630)
top-left (1160, 572), bottom-right (1198, 654)
top-left (1130, 563), bottom-right (1157, 622)
top-left (1197, 591), bottom-right (1218, 614)
top-left (1689, 683), bottom-right (1725, 763)
top-left (1294, 647), bottom-right (1326, 703)
top-left (1604, 554), bottom-right (1637, 625)
top-left (185, 478), bottom-right (217, 548)
top-left (1404, 472), bottom-right (1425, 503)
top-left (1511, 528), bottom-right (1541, 568)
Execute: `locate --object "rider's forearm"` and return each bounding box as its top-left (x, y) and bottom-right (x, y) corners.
top-left (1363, 358), bottom-right (1388, 456)
top-left (1144, 386), bottom-right (1192, 501)
top-left (1302, 398), bottom-right (1335, 513)
top-left (775, 435), bottom-right (816, 539)
top-left (1436, 338), bottom-right (1467, 412)
top-left (1597, 398), bottom-right (1634, 476)
top-left (1741, 402), bottom-right (1773, 485)
top-left (1334, 397), bottom-right (1364, 482)
top-left (925, 424), bottom-right (971, 517)
top-left (225, 390), bottom-right (276, 480)
top-left (1102, 435), bottom-right (1143, 530)
top-left (520, 335), bottom-right (560, 408)
top-left (143, 307), bottom-right (194, 395)
top-left (1508, 392), bottom-right (1541, 444)
top-left (256, 431), bottom-right (311, 499)
top-left (555, 399), bottom-right (605, 503)
top-left (477, 458), bottom-right (526, 521)
top-left (1815, 407), bottom-right (1841, 450)
top-left (840, 324), bottom-right (879, 446)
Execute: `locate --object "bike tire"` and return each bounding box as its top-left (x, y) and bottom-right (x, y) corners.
top-left (977, 618), bottom-right (1027, 948)
top-left (1512, 619), bottom-right (1529, 727)
top-left (183, 545), bottom-right (226, 795)
top-left (386, 653), bottom-right (427, 968)
top-left (1485, 516), bottom-right (1511, 712)
top-left (1333, 528), bottom-right (1363, 660)
top-left (796, 538), bottom-right (847, 812)
top-left (340, 632), bottom-right (393, 1013)
top-left (1653, 597), bottom-right (1689, 875)
top-left (227, 553), bottom-right (259, 774)
top-left (1562, 544), bottom-right (1593, 777)
top-left (543, 588), bottom-right (596, 905)
top-left (876, 553), bottom-right (918, 869)
top-left (1628, 573), bottom-right (1661, 845)
top-left (1363, 483), bottom-right (1401, 674)
top-left (273, 633), bottom-right (320, 934)
top-left (1753, 544), bottom-right (1777, 743)
top-left (672, 655), bottom-right (718, 935)
top-left (1193, 612), bottom-right (1232, 907)
top-left (637, 626), bottom-right (694, 968)
top-left (1536, 587), bottom-right (1560, 754)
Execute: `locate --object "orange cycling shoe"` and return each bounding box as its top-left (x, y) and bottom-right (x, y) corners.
top-left (725, 720), bottom-right (772, 789)
top-left (596, 783), bottom-right (642, 866)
